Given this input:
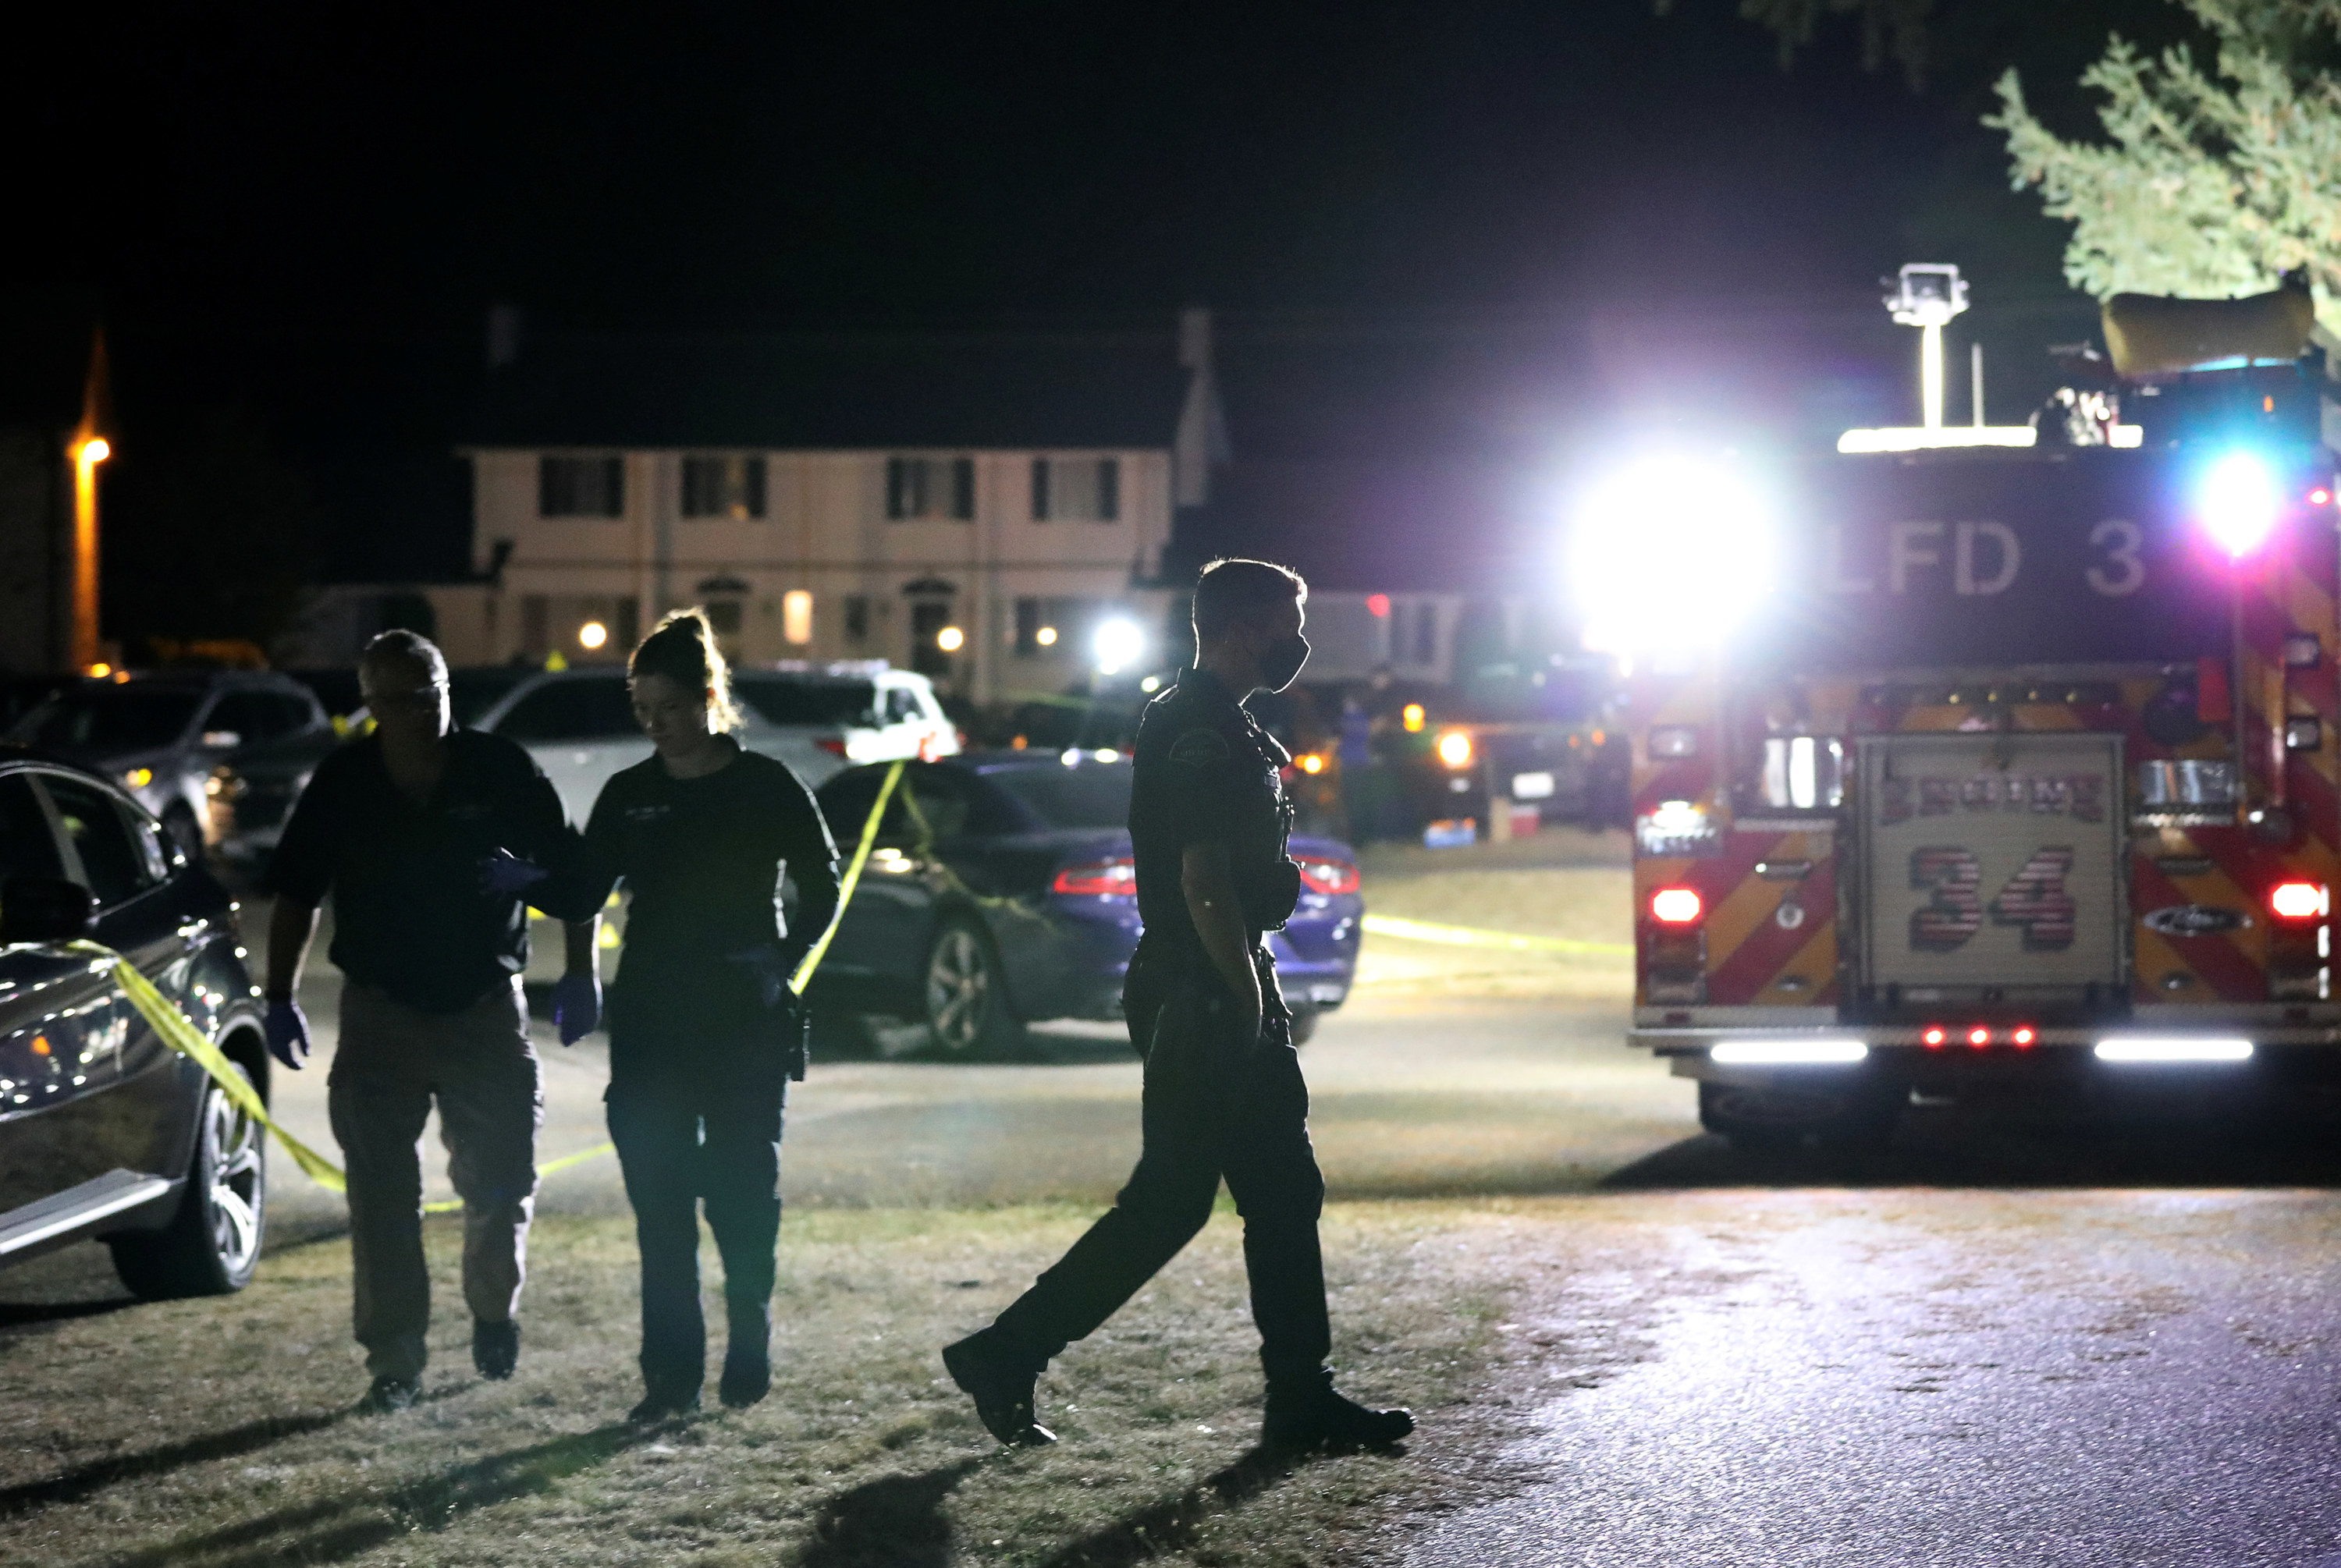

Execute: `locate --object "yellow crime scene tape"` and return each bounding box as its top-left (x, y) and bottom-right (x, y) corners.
top-left (57, 758), bottom-right (910, 1213)
top-left (1359, 912), bottom-right (1631, 956)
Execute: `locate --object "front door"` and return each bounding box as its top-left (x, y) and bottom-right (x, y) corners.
top-left (909, 601), bottom-right (954, 682)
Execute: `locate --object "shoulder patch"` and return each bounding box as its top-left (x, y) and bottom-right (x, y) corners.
top-left (1167, 728), bottom-right (1232, 768)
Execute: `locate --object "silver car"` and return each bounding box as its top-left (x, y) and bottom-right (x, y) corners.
top-left (11, 672), bottom-right (329, 858)
top-left (472, 662), bottom-right (959, 826)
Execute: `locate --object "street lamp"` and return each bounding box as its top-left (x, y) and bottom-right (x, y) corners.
top-left (72, 435), bottom-right (111, 673)
top-left (1093, 618), bottom-right (1144, 676)
top-left (1885, 263), bottom-right (1968, 431)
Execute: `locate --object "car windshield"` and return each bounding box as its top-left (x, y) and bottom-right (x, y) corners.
top-left (734, 676), bottom-right (878, 729)
top-left (18, 688), bottom-right (202, 751)
top-left (986, 761), bottom-right (1133, 829)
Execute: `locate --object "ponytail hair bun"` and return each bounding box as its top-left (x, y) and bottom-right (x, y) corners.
top-left (630, 607), bottom-right (743, 732)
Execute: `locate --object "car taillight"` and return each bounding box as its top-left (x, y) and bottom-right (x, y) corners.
top-left (1650, 887), bottom-right (1702, 924)
top-left (1052, 858), bottom-right (1136, 896)
top-left (2269, 881), bottom-right (2326, 920)
top-left (1295, 857), bottom-right (1359, 894)
top-left (815, 736), bottom-right (847, 757)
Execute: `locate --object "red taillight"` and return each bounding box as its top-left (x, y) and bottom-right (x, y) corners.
top-left (1052, 858), bottom-right (1136, 896)
top-left (2012, 1026), bottom-right (2037, 1048)
top-left (1923, 1027), bottom-right (1946, 1048)
top-left (815, 736), bottom-right (847, 757)
top-left (2270, 881), bottom-right (2326, 921)
top-left (1295, 857), bottom-right (1359, 895)
top-left (1968, 1027), bottom-right (1991, 1048)
top-left (1651, 887), bottom-right (1703, 924)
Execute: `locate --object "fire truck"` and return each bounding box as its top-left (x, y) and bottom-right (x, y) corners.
top-left (1604, 284), bottom-right (2341, 1147)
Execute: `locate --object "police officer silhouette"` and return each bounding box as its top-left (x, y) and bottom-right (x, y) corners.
top-left (943, 559), bottom-right (1412, 1450)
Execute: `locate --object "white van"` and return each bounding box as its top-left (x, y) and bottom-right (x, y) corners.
top-left (472, 663), bottom-right (957, 825)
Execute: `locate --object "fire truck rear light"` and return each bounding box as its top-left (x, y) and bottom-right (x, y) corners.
top-left (2311, 488), bottom-right (2333, 507)
top-left (2201, 451), bottom-right (2280, 557)
top-left (1922, 1027), bottom-right (1946, 1048)
top-left (1966, 1027), bottom-right (1991, 1048)
top-left (2095, 1037), bottom-right (2254, 1063)
top-left (1651, 888), bottom-right (1703, 924)
top-left (2012, 1027), bottom-right (2037, 1047)
top-left (1711, 1039), bottom-right (1867, 1066)
top-left (2269, 882), bottom-right (2327, 921)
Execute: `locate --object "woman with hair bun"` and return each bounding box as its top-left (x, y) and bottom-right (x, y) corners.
top-left (574, 607), bottom-right (841, 1419)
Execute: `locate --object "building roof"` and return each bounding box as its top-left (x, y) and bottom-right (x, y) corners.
top-left (1170, 458), bottom-right (1551, 596)
top-left (467, 328), bottom-right (1190, 451)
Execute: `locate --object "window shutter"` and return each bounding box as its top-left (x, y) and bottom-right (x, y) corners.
top-left (538, 457), bottom-right (564, 517)
top-left (744, 457), bottom-right (767, 518)
top-left (951, 457), bottom-right (975, 520)
top-left (601, 456), bottom-right (625, 516)
top-left (886, 458), bottom-right (908, 520)
top-left (1031, 457), bottom-right (1051, 521)
top-left (1097, 458), bottom-right (1120, 521)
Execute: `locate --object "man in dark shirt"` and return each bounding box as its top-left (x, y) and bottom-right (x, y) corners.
top-left (263, 631), bottom-right (601, 1413)
top-left (942, 559), bottom-right (1412, 1452)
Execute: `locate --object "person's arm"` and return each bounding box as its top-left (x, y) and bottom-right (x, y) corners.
top-left (1181, 839), bottom-right (1261, 1041)
top-left (563, 914), bottom-right (599, 977)
top-left (267, 896), bottom-right (321, 999)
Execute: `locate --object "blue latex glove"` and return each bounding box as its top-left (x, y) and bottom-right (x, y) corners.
top-left (265, 998), bottom-right (311, 1070)
top-left (479, 848), bottom-right (551, 898)
top-left (552, 970), bottom-right (602, 1045)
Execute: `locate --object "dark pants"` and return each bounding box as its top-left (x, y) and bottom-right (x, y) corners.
top-left (990, 949), bottom-right (1331, 1389)
top-left (606, 1042), bottom-right (787, 1395)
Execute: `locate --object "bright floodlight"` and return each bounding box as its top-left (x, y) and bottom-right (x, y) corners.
top-left (936, 625), bottom-right (966, 653)
top-left (2201, 452), bottom-right (2280, 557)
top-left (577, 620), bottom-right (609, 650)
top-left (1711, 1039), bottom-right (1868, 1066)
top-left (2094, 1038), bottom-right (2254, 1063)
top-left (1093, 618), bottom-right (1144, 675)
top-left (1569, 454), bottom-right (1776, 657)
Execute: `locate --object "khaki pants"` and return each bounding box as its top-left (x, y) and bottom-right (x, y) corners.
top-left (328, 978), bottom-right (542, 1381)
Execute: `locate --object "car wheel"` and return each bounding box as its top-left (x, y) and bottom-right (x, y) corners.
top-left (1285, 1007), bottom-right (1320, 1047)
top-left (110, 1058), bottom-right (267, 1300)
top-left (923, 917), bottom-right (1022, 1058)
top-left (160, 804), bottom-right (204, 862)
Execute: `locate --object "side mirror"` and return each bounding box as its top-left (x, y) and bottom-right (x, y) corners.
top-left (0, 877), bottom-right (98, 943)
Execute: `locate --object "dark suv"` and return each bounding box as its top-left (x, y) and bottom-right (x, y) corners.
top-left (9, 672), bottom-right (329, 859)
top-left (0, 748), bottom-right (270, 1297)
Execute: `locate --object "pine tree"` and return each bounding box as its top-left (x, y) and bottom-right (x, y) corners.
top-left (1988, 0), bottom-right (2341, 334)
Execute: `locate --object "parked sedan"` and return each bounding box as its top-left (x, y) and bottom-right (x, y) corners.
top-left (0, 747), bottom-right (270, 1297)
top-left (11, 672), bottom-right (329, 858)
top-left (805, 751), bottom-right (1363, 1054)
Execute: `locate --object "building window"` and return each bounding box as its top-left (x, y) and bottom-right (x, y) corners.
top-left (538, 455), bottom-right (625, 517)
top-left (844, 595), bottom-right (871, 641)
top-left (782, 590), bottom-right (813, 645)
top-left (887, 456), bottom-right (975, 520)
top-left (681, 456), bottom-right (766, 520)
top-left (1031, 457), bottom-right (1121, 522)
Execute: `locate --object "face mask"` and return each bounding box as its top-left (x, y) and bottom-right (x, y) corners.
top-left (1258, 632), bottom-right (1311, 693)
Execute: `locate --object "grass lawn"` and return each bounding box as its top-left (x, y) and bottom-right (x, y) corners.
top-left (0, 1198), bottom-right (1639, 1568)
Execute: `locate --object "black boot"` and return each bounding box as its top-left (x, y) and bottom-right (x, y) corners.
top-left (472, 1318), bottom-right (520, 1381)
top-left (628, 1381), bottom-right (702, 1422)
top-left (1262, 1371), bottom-right (1412, 1451)
top-left (943, 1329), bottom-right (1057, 1446)
top-left (721, 1300), bottom-right (773, 1408)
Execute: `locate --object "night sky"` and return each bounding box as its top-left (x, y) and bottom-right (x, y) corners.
top-left (2, 0), bottom-right (2169, 587)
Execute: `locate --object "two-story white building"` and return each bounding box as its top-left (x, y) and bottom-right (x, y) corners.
top-left (426, 316), bottom-right (1225, 704)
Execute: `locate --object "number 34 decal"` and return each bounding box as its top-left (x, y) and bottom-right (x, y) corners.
top-left (1911, 846), bottom-right (2077, 953)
